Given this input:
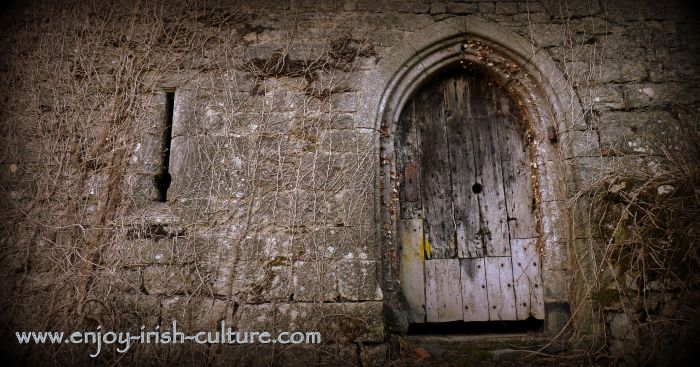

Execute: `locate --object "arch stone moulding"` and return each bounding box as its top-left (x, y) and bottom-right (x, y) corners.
top-left (367, 16), bottom-right (585, 335)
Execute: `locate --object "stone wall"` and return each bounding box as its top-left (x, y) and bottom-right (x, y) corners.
top-left (0, 0), bottom-right (697, 365)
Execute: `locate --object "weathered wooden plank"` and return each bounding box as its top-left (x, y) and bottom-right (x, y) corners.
top-left (397, 99), bottom-right (423, 219)
top-left (404, 162), bottom-right (419, 202)
top-left (468, 77), bottom-right (498, 118)
top-left (497, 110), bottom-right (538, 240)
top-left (425, 260), bottom-right (438, 322)
top-left (470, 115), bottom-right (510, 256)
top-left (460, 258), bottom-right (489, 321)
top-left (425, 259), bottom-right (463, 322)
top-left (399, 219), bottom-right (427, 323)
top-left (511, 238), bottom-right (545, 319)
top-left (445, 76), bottom-right (483, 259)
top-left (485, 256), bottom-right (517, 320)
top-left (464, 75), bottom-right (509, 257)
top-left (418, 80), bottom-right (456, 259)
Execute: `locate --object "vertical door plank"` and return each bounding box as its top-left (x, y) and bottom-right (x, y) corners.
top-left (511, 238), bottom-right (545, 319)
top-left (397, 99), bottom-right (423, 219)
top-left (485, 256), bottom-right (517, 320)
top-left (425, 259), bottom-right (463, 322)
top-left (419, 81), bottom-right (456, 258)
top-left (469, 77), bottom-right (510, 257)
top-left (446, 76), bottom-right (483, 259)
top-left (404, 162), bottom-right (419, 202)
top-left (399, 219), bottom-right (427, 323)
top-left (425, 260), bottom-right (438, 322)
top-left (497, 108), bottom-right (538, 240)
top-left (471, 115), bottom-right (510, 256)
top-left (460, 258), bottom-right (489, 321)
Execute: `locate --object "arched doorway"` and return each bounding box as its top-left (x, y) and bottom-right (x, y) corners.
top-left (397, 67), bottom-right (543, 323)
top-left (370, 16), bottom-right (586, 334)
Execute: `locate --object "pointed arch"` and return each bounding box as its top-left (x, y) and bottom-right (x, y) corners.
top-left (372, 16), bottom-right (583, 334)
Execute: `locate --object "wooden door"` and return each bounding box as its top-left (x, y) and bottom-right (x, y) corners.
top-left (397, 69), bottom-right (544, 323)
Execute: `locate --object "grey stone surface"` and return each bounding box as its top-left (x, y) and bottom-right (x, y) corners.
top-left (235, 301), bottom-right (384, 343)
top-left (3, 1), bottom-right (699, 365)
top-left (495, 2), bottom-right (519, 15)
top-left (102, 238), bottom-right (175, 266)
top-left (293, 259), bottom-right (339, 302)
top-left (446, 2), bottom-right (477, 14)
top-left (143, 265), bottom-right (193, 296)
top-left (338, 259), bottom-right (383, 301)
top-left (161, 296), bottom-right (232, 332)
top-left (560, 129), bottom-right (601, 159)
top-left (232, 259), bottom-right (293, 303)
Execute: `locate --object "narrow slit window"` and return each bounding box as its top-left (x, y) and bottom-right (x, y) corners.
top-left (154, 90), bottom-right (174, 202)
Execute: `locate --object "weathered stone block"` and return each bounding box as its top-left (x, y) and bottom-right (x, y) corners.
top-left (236, 302), bottom-right (384, 343)
top-left (429, 2), bottom-right (447, 14)
top-left (524, 24), bottom-right (565, 48)
top-left (541, 200), bottom-right (566, 244)
top-left (232, 259), bottom-right (293, 303)
top-left (446, 2), bottom-right (477, 14)
top-left (235, 303), bottom-right (277, 332)
top-left (296, 150), bottom-right (376, 191)
top-left (519, 1), bottom-right (545, 13)
top-left (102, 238), bottom-right (174, 266)
top-left (604, 0), bottom-right (666, 21)
top-left (143, 265), bottom-right (193, 295)
top-left (511, 11), bottom-right (550, 24)
top-left (298, 302), bottom-right (385, 343)
top-left (544, 301), bottom-right (572, 336)
top-left (245, 41), bottom-right (285, 61)
top-left (478, 2), bottom-right (494, 14)
top-left (293, 260), bottom-right (338, 301)
top-left (560, 129), bottom-right (601, 158)
top-left (535, 159), bottom-right (560, 203)
top-left (161, 296), bottom-right (232, 332)
top-left (599, 59), bottom-right (648, 83)
top-left (564, 156), bottom-right (612, 192)
top-left (211, 265), bottom-right (233, 296)
top-left (622, 82), bottom-right (700, 109)
top-left (169, 134), bottom-right (244, 199)
top-left (290, 226), bottom-right (361, 259)
top-left (337, 260), bottom-right (383, 301)
top-left (331, 92), bottom-right (356, 112)
top-left (495, 1), bottom-right (518, 15)
top-left (364, 12), bottom-right (435, 31)
top-left (318, 128), bottom-right (377, 153)
top-left (355, 0), bottom-right (429, 13)
top-left (259, 187), bottom-right (374, 228)
top-left (234, 229), bottom-right (293, 261)
top-left (576, 84), bottom-right (625, 111)
top-left (666, 49), bottom-right (700, 81)
top-left (92, 268), bottom-right (142, 294)
top-left (106, 294), bottom-right (161, 330)
top-left (542, 268), bottom-right (569, 300)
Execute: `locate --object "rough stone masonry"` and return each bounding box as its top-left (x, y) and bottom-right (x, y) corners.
top-left (0, 0), bottom-right (698, 366)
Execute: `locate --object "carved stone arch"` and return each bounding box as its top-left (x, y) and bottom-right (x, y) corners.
top-left (368, 16), bottom-right (586, 334)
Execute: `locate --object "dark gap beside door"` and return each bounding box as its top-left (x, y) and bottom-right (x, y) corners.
top-left (408, 317), bottom-right (544, 335)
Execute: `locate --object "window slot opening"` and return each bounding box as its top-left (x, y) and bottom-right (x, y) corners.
top-left (154, 90), bottom-right (174, 202)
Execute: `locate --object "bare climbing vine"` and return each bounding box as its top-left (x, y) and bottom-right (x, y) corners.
top-left (526, 1), bottom-right (700, 365)
top-left (0, 0), bottom-right (379, 365)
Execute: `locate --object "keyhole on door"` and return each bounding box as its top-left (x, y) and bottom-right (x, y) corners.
top-left (472, 183), bottom-right (482, 194)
